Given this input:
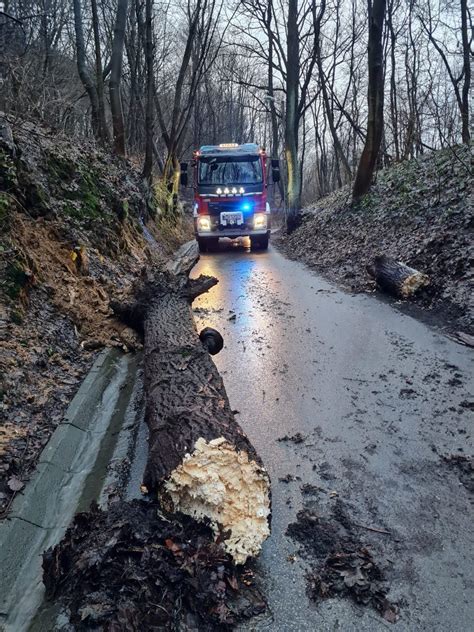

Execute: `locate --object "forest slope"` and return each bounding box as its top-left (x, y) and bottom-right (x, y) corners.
top-left (278, 145), bottom-right (473, 334)
top-left (0, 116), bottom-right (188, 516)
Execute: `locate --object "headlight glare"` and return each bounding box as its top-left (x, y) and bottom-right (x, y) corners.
top-left (253, 213), bottom-right (267, 229)
top-left (197, 216), bottom-right (211, 231)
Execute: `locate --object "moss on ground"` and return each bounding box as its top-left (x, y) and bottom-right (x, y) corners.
top-left (46, 152), bottom-right (76, 184)
top-left (0, 148), bottom-right (17, 190)
top-left (62, 166), bottom-right (104, 221)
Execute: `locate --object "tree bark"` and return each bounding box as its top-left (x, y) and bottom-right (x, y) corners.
top-left (460, 0), bottom-right (471, 144)
top-left (109, 0), bottom-right (129, 155)
top-left (285, 0), bottom-right (301, 232)
top-left (142, 0), bottom-right (154, 181)
top-left (112, 242), bottom-right (271, 564)
top-left (367, 255), bottom-right (429, 298)
top-left (353, 0), bottom-right (387, 200)
top-left (90, 0), bottom-right (109, 145)
top-left (72, 0), bottom-right (101, 140)
top-left (387, 0), bottom-right (399, 161)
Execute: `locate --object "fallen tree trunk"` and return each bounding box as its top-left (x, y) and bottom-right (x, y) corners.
top-left (113, 241), bottom-right (271, 564)
top-left (367, 255), bottom-right (429, 298)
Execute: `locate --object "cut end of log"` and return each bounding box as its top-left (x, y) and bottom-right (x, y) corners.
top-left (400, 272), bottom-right (430, 298)
top-left (163, 437), bottom-right (271, 564)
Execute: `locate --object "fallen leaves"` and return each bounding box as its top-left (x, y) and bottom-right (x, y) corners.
top-left (287, 500), bottom-right (399, 623)
top-left (7, 476), bottom-right (24, 492)
top-left (43, 500), bottom-right (267, 629)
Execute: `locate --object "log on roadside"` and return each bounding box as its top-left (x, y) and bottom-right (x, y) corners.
top-left (112, 241), bottom-right (271, 564)
top-left (366, 255), bottom-right (429, 299)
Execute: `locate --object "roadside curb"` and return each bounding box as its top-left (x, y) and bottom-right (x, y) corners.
top-left (0, 348), bottom-right (136, 632)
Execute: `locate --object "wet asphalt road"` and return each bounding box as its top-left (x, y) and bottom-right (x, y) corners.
top-left (191, 239), bottom-right (474, 632)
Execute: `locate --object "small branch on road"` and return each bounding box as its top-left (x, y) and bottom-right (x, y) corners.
top-left (353, 522), bottom-right (392, 535)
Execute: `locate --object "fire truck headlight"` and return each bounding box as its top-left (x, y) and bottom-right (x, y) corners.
top-left (216, 188), bottom-right (222, 195)
top-left (197, 216), bottom-right (211, 231)
top-left (239, 187), bottom-right (245, 194)
top-left (224, 187), bottom-right (230, 195)
top-left (253, 213), bottom-right (267, 229)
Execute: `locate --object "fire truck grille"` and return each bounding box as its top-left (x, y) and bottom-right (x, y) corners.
top-left (208, 201), bottom-right (245, 216)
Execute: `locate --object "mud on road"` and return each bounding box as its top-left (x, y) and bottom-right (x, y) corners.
top-left (192, 240), bottom-right (474, 631)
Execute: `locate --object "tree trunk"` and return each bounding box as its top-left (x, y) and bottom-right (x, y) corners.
top-left (112, 242), bottom-right (271, 564)
top-left (367, 255), bottom-right (429, 298)
top-left (90, 0), bottom-right (109, 144)
top-left (314, 0), bottom-right (352, 185)
top-left (142, 0), bottom-right (154, 181)
top-left (353, 0), bottom-right (387, 200)
top-left (285, 0), bottom-right (301, 232)
top-left (161, 152), bottom-right (181, 213)
top-left (72, 0), bottom-right (101, 140)
top-left (387, 0), bottom-right (399, 161)
top-left (460, 0), bottom-right (471, 144)
top-left (109, 0), bottom-right (129, 156)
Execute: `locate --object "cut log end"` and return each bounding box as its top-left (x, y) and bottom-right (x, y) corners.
top-left (162, 436), bottom-right (271, 565)
top-left (400, 272), bottom-right (430, 298)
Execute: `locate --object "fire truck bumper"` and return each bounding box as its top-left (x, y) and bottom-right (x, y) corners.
top-left (196, 227), bottom-right (270, 238)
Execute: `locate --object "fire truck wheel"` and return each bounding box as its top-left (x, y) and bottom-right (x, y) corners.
top-left (250, 235), bottom-right (269, 251)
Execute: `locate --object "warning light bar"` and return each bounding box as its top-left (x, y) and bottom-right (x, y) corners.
top-left (218, 143), bottom-right (239, 148)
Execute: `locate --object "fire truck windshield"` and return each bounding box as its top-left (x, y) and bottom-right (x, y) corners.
top-left (198, 156), bottom-right (262, 185)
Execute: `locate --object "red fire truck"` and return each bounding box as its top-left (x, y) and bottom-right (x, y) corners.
top-left (180, 143), bottom-right (280, 252)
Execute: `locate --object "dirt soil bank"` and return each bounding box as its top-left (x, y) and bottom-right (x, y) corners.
top-left (276, 145), bottom-right (473, 335)
top-left (0, 115), bottom-right (190, 517)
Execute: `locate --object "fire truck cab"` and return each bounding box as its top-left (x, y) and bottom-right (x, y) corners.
top-left (180, 143), bottom-right (280, 252)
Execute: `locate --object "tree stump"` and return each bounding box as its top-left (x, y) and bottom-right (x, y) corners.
top-left (367, 255), bottom-right (429, 299)
top-left (113, 241), bottom-right (271, 564)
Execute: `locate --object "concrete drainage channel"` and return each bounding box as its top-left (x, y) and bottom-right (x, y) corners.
top-left (0, 348), bottom-right (145, 632)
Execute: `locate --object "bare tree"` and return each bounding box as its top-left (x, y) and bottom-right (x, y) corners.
top-left (154, 0), bottom-right (225, 209)
top-left (72, 0), bottom-right (101, 140)
top-left (353, 0), bottom-right (387, 200)
top-left (110, 0), bottom-right (129, 155)
top-left (142, 0), bottom-right (154, 181)
top-left (459, 0), bottom-right (471, 143)
top-left (284, 0), bottom-right (300, 230)
top-left (314, 0), bottom-right (352, 186)
top-left (419, 0), bottom-right (471, 144)
top-left (91, 0), bottom-right (109, 144)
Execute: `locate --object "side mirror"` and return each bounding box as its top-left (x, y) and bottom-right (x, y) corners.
top-left (271, 159), bottom-right (280, 183)
top-left (180, 162), bottom-right (188, 187)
